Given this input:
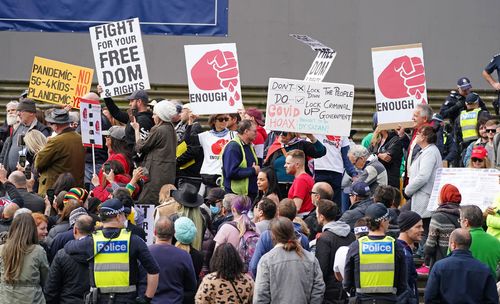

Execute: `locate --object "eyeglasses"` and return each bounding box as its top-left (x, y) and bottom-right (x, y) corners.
top-left (486, 129), bottom-right (496, 133)
top-left (310, 191), bottom-right (318, 195)
top-left (278, 131), bottom-right (288, 136)
top-left (216, 117), bottom-right (229, 122)
top-left (471, 158), bottom-right (484, 163)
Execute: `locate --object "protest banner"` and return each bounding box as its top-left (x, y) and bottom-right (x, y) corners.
top-left (136, 204), bottom-right (155, 245)
top-left (80, 99), bottom-right (103, 149)
top-left (290, 34), bottom-right (336, 83)
top-left (371, 43), bottom-right (427, 129)
top-left (28, 56), bottom-right (93, 109)
top-left (265, 78), bottom-right (354, 136)
top-left (90, 18), bottom-right (150, 98)
top-left (427, 168), bottom-right (500, 211)
top-left (184, 43), bottom-right (242, 115)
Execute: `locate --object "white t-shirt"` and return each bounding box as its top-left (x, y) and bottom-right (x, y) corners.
top-left (333, 245), bottom-right (349, 279)
top-left (198, 130), bottom-right (235, 175)
top-left (313, 135), bottom-right (350, 173)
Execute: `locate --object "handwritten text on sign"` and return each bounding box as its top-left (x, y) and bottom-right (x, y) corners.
top-left (28, 56), bottom-right (93, 109)
top-left (90, 18), bottom-right (150, 98)
top-left (265, 78), bottom-right (354, 136)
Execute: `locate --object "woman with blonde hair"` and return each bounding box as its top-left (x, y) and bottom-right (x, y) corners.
top-left (0, 213), bottom-right (49, 303)
top-left (468, 145), bottom-right (492, 169)
top-left (154, 184), bottom-right (181, 222)
top-left (24, 129), bottom-right (48, 156)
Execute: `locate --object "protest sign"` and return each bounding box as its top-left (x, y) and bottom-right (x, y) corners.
top-left (90, 18), bottom-right (150, 98)
top-left (136, 204), bottom-right (155, 245)
top-left (427, 168), bottom-right (500, 211)
top-left (265, 78), bottom-right (354, 136)
top-left (184, 43), bottom-right (242, 115)
top-left (290, 34), bottom-right (336, 83)
top-left (28, 56), bottom-right (93, 109)
top-left (79, 99), bottom-right (103, 149)
top-left (372, 43), bottom-right (427, 129)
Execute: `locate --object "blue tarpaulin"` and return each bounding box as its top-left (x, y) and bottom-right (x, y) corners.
top-left (0, 0), bottom-right (228, 36)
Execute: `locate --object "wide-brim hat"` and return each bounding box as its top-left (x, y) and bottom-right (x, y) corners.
top-left (45, 109), bottom-right (72, 124)
top-left (172, 183), bottom-right (204, 208)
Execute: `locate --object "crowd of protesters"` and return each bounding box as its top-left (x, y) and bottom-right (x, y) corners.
top-left (0, 66), bottom-right (499, 304)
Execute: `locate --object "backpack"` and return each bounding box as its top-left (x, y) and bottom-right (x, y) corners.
top-left (228, 222), bottom-right (260, 272)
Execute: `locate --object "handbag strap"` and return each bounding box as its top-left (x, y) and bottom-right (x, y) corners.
top-left (230, 279), bottom-right (244, 304)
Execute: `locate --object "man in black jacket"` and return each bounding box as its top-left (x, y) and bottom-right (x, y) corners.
top-left (315, 199), bottom-right (356, 303)
top-left (45, 214), bottom-right (94, 304)
top-left (8, 171), bottom-right (44, 213)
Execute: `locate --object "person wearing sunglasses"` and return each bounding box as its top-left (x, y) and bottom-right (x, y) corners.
top-left (263, 131), bottom-right (326, 198)
top-left (197, 114), bottom-right (235, 196)
top-left (462, 119), bottom-right (495, 167)
top-left (467, 146), bottom-right (492, 169)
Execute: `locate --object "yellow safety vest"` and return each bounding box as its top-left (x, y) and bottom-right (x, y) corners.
top-left (221, 136), bottom-right (258, 195)
top-left (357, 235), bottom-right (396, 294)
top-left (460, 108), bottom-right (481, 142)
top-left (93, 229), bottom-right (135, 293)
top-left (177, 141), bottom-right (195, 170)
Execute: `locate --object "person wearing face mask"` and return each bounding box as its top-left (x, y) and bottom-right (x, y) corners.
top-left (131, 100), bottom-right (177, 205)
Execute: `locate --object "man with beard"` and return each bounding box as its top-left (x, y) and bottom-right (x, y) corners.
top-left (0, 101), bottom-right (19, 151)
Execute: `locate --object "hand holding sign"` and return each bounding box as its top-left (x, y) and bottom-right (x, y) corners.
top-left (191, 49), bottom-right (240, 106)
top-left (378, 55), bottom-right (426, 104)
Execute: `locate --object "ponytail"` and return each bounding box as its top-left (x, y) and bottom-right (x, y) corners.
top-left (283, 238), bottom-right (304, 258)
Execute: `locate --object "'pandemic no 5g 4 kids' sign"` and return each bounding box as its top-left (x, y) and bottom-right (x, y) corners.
top-left (184, 43), bottom-right (242, 115)
top-left (28, 56), bottom-right (94, 109)
top-left (265, 78), bottom-right (354, 137)
top-left (89, 18), bottom-right (150, 98)
top-left (372, 43), bottom-right (427, 129)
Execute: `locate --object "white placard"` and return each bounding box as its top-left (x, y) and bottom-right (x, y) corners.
top-left (184, 43), bottom-right (242, 115)
top-left (427, 168), bottom-right (500, 211)
top-left (372, 43), bottom-right (427, 129)
top-left (265, 78), bottom-right (354, 136)
top-left (290, 34), bottom-right (336, 83)
top-left (90, 18), bottom-right (150, 98)
top-left (290, 34), bottom-right (332, 52)
top-left (80, 99), bottom-right (103, 148)
top-left (136, 204), bottom-right (155, 245)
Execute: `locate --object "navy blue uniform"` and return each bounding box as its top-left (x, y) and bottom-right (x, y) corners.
top-left (439, 91), bottom-right (487, 123)
top-left (485, 53), bottom-right (500, 80)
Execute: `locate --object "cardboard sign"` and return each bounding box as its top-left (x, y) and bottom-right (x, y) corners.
top-left (427, 168), bottom-right (500, 211)
top-left (90, 18), bottom-right (150, 98)
top-left (265, 78), bottom-right (354, 136)
top-left (80, 99), bottom-right (103, 148)
top-left (290, 34), bottom-right (336, 83)
top-left (184, 43), bottom-right (242, 115)
top-left (372, 43), bottom-right (427, 129)
top-left (136, 204), bottom-right (155, 245)
top-left (28, 56), bottom-right (93, 109)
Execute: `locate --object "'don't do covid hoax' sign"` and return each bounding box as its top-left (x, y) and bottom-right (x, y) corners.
top-left (265, 78), bottom-right (354, 136)
top-left (28, 56), bottom-right (93, 109)
top-left (90, 18), bottom-right (150, 98)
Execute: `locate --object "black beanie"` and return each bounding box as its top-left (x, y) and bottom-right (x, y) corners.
top-left (398, 211), bottom-right (422, 232)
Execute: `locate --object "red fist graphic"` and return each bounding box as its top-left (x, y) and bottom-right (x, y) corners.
top-left (191, 50), bottom-right (240, 106)
top-left (378, 56), bottom-right (427, 104)
top-left (211, 139), bottom-right (229, 155)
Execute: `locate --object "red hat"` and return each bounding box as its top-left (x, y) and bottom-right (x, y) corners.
top-left (471, 146), bottom-right (488, 160)
top-left (439, 184), bottom-right (462, 204)
top-left (245, 107), bottom-right (264, 126)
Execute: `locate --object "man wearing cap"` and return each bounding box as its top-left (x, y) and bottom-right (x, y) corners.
top-left (48, 206), bottom-right (89, 262)
top-left (344, 203), bottom-right (407, 303)
top-left (397, 211), bottom-right (423, 303)
top-left (431, 113), bottom-right (458, 167)
top-left (454, 92), bottom-right (490, 153)
top-left (221, 119), bottom-right (259, 200)
top-left (98, 87), bottom-right (154, 152)
top-left (64, 198), bottom-right (159, 303)
top-left (243, 107), bottom-right (268, 163)
top-left (0, 98), bottom-right (50, 173)
top-left (440, 77), bottom-right (487, 124)
top-left (35, 109), bottom-right (85, 195)
top-left (339, 181), bottom-right (374, 230)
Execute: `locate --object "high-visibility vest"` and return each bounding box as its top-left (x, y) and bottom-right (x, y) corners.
top-left (357, 235), bottom-right (396, 294)
top-left (221, 136), bottom-right (258, 195)
top-left (460, 108), bottom-right (481, 142)
top-left (177, 141), bottom-right (195, 170)
top-left (93, 229), bottom-right (135, 293)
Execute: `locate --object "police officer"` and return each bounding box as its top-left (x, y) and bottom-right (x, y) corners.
top-left (440, 77), bottom-right (487, 124)
top-left (483, 53), bottom-right (500, 114)
top-left (431, 113), bottom-right (458, 167)
top-left (343, 203), bottom-right (407, 304)
top-left (64, 198), bottom-right (159, 303)
top-left (455, 93), bottom-right (490, 153)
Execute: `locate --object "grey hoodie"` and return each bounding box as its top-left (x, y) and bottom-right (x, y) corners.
top-left (322, 220), bottom-right (352, 237)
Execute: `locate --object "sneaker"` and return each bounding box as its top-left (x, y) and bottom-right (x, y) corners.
top-left (416, 264), bottom-right (430, 275)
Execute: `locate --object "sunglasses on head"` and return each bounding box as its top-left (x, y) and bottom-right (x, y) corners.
top-left (471, 158), bottom-right (484, 163)
top-left (216, 117), bottom-right (229, 122)
top-left (278, 131), bottom-right (288, 136)
top-left (486, 129), bottom-right (496, 133)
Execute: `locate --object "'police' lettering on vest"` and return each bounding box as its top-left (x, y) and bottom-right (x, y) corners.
top-left (97, 240), bottom-right (128, 253)
top-left (361, 242), bottom-right (393, 254)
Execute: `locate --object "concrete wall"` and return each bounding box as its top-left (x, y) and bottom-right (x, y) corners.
top-left (1, 0), bottom-right (500, 89)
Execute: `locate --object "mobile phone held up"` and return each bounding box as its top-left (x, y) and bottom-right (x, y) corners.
top-left (47, 189), bottom-right (55, 203)
top-left (104, 163), bottom-right (111, 174)
top-left (19, 155), bottom-right (26, 168)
